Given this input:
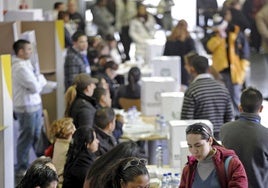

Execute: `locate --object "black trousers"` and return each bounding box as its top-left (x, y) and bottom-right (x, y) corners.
top-left (120, 26), bottom-right (132, 61)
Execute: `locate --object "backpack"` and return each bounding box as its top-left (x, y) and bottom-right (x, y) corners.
top-left (200, 32), bottom-right (216, 54)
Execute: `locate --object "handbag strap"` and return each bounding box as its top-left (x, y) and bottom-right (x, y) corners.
top-left (225, 156), bottom-right (233, 179)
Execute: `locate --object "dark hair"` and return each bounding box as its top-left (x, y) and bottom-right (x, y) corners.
top-left (191, 55), bottom-right (209, 74)
top-left (16, 159), bottom-right (58, 188)
top-left (186, 123), bottom-right (221, 146)
top-left (93, 87), bottom-right (107, 103)
top-left (93, 74), bottom-right (106, 88)
top-left (98, 157), bottom-right (149, 188)
top-left (13, 39), bottom-right (30, 55)
top-left (30, 157), bottom-right (53, 167)
top-left (71, 30), bottom-right (86, 42)
top-left (94, 107), bottom-right (115, 129)
top-left (127, 67), bottom-right (141, 92)
top-left (184, 51), bottom-right (199, 65)
top-left (65, 127), bottom-right (95, 167)
top-left (54, 2), bottom-right (64, 9)
top-left (86, 141), bottom-right (144, 186)
top-left (240, 87), bottom-right (263, 113)
top-left (104, 60), bottom-right (119, 71)
top-left (105, 34), bottom-right (115, 41)
top-left (58, 10), bottom-right (69, 20)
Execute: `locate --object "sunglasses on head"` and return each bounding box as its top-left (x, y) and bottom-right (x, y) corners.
top-left (186, 125), bottom-right (211, 137)
top-left (123, 158), bottom-right (147, 171)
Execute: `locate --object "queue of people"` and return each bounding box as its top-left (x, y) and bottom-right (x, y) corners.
top-left (11, 0), bottom-right (268, 188)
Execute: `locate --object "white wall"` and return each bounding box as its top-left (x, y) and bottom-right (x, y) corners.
top-left (32, 0), bottom-right (68, 11)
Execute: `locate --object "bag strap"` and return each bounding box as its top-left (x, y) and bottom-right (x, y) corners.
top-left (225, 156), bottom-right (233, 179)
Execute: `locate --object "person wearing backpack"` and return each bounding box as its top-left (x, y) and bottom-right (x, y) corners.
top-left (207, 8), bottom-right (250, 118)
top-left (179, 123), bottom-right (248, 188)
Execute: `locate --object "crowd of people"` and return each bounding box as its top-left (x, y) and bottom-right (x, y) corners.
top-left (11, 0), bottom-right (268, 187)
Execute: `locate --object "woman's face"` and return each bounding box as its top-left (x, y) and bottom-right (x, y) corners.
top-left (87, 132), bottom-right (99, 152)
top-left (186, 134), bottom-right (212, 161)
top-left (100, 78), bottom-right (109, 90)
top-left (101, 91), bottom-right (112, 107)
top-left (44, 180), bottom-right (58, 188)
top-left (121, 174), bottom-right (150, 188)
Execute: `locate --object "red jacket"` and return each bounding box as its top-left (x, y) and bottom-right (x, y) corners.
top-left (179, 145), bottom-right (248, 188)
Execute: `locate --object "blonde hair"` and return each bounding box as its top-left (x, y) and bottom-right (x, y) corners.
top-left (64, 85), bottom-right (77, 117)
top-left (50, 117), bottom-right (76, 141)
top-left (167, 19), bottom-right (190, 42)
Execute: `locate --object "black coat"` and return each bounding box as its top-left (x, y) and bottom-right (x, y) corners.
top-left (163, 37), bottom-right (196, 85)
top-left (94, 126), bottom-right (117, 157)
top-left (62, 150), bottom-right (96, 188)
top-left (70, 92), bottom-right (96, 129)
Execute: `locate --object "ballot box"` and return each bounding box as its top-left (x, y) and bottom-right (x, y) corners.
top-left (152, 56), bottom-right (181, 85)
top-left (160, 92), bottom-right (184, 121)
top-left (144, 39), bottom-right (165, 65)
top-left (141, 77), bottom-right (178, 116)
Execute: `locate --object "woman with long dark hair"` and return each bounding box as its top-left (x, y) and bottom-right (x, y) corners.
top-left (114, 66), bottom-right (141, 108)
top-left (62, 127), bottom-right (99, 188)
top-left (92, 157), bottom-right (150, 188)
top-left (84, 141), bottom-right (144, 187)
top-left (179, 123), bottom-right (247, 188)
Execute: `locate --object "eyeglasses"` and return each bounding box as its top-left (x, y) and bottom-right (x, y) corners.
top-left (186, 125), bottom-right (211, 137)
top-left (123, 158), bottom-right (147, 171)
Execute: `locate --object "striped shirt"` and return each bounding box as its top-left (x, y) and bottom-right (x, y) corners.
top-left (181, 74), bottom-right (234, 133)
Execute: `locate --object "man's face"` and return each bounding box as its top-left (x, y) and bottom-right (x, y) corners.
top-left (67, 1), bottom-right (77, 14)
top-left (74, 35), bottom-right (88, 52)
top-left (20, 43), bottom-right (32, 60)
top-left (58, 4), bottom-right (65, 11)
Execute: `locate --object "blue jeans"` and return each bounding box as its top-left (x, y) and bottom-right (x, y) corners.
top-left (15, 108), bottom-right (42, 172)
top-left (220, 71), bottom-right (241, 117)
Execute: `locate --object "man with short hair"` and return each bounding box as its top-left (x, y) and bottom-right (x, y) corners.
top-left (52, 2), bottom-right (65, 20)
top-left (181, 55), bottom-right (234, 140)
top-left (12, 39), bottom-right (47, 177)
top-left (67, 0), bottom-right (85, 32)
top-left (220, 87), bottom-right (268, 188)
top-left (64, 31), bottom-right (90, 90)
top-left (94, 107), bottom-right (117, 156)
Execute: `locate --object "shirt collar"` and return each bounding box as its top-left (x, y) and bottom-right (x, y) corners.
top-left (192, 73), bottom-right (213, 83)
top-left (239, 112), bottom-right (261, 124)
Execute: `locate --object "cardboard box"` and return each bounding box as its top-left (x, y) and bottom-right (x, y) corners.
top-left (152, 56), bottom-right (181, 85)
top-left (168, 120), bottom-right (213, 168)
top-left (141, 77), bottom-right (178, 116)
top-left (144, 39), bottom-right (165, 64)
top-left (160, 92), bottom-right (184, 121)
